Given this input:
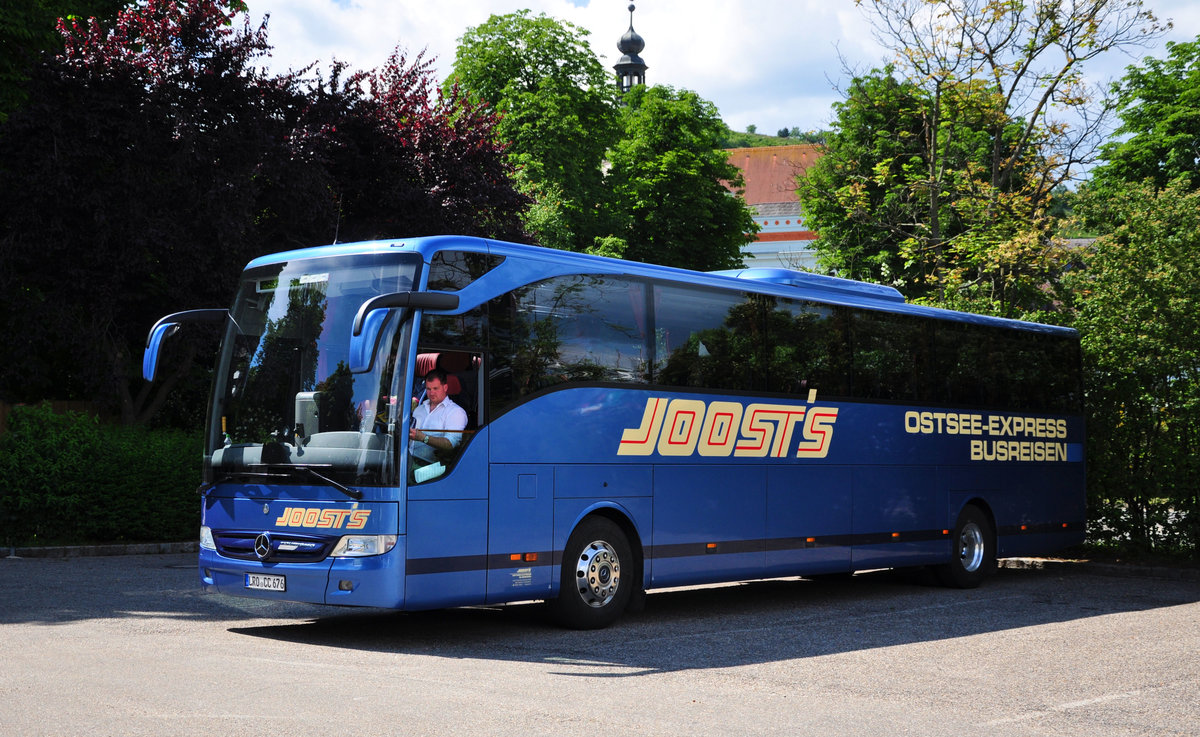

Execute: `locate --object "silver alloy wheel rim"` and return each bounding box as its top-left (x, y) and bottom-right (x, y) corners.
top-left (958, 521), bottom-right (985, 572)
top-left (575, 539), bottom-right (621, 608)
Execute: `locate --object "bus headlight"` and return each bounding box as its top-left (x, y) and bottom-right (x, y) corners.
top-left (331, 534), bottom-right (397, 557)
top-left (200, 526), bottom-right (216, 550)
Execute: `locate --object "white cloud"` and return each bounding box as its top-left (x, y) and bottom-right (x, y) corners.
top-left (247, 0), bottom-right (1197, 134)
top-left (246, 0), bottom-right (885, 132)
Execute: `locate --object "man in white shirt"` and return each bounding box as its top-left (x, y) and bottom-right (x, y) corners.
top-left (409, 368), bottom-right (468, 465)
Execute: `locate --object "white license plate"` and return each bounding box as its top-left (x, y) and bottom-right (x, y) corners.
top-left (244, 573), bottom-right (286, 592)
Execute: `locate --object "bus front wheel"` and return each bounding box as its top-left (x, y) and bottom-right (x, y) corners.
top-left (936, 505), bottom-right (996, 588)
top-left (550, 517), bottom-right (634, 629)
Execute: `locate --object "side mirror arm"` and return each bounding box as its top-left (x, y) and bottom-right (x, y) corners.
top-left (142, 309), bottom-right (230, 382)
top-left (349, 292), bottom-right (459, 373)
top-left (351, 292), bottom-right (460, 337)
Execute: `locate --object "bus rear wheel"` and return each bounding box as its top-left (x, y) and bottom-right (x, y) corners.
top-left (936, 505), bottom-right (995, 588)
top-left (550, 517), bottom-right (634, 630)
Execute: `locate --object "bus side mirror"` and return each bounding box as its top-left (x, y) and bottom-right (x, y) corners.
top-left (349, 292), bottom-right (459, 373)
top-left (349, 308), bottom-right (395, 374)
top-left (142, 309), bottom-right (229, 382)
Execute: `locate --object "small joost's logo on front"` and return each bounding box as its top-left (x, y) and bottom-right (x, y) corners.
top-left (617, 395), bottom-right (838, 459)
top-left (274, 507), bottom-right (371, 530)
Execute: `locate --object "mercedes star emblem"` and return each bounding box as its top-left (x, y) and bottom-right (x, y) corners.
top-left (254, 533), bottom-right (272, 560)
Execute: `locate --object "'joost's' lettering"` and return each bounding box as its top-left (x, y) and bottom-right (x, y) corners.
top-left (617, 397), bottom-right (838, 459)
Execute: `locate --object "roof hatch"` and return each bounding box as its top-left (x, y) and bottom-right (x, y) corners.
top-left (708, 268), bottom-right (907, 304)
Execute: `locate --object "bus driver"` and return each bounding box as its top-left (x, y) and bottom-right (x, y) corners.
top-left (409, 368), bottom-right (468, 465)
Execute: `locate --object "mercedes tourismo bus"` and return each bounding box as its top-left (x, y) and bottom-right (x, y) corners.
top-left (144, 236), bottom-right (1085, 628)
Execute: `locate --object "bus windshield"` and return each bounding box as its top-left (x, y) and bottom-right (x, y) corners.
top-left (207, 252), bottom-right (420, 486)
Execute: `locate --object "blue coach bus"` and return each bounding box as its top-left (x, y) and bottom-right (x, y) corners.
top-left (144, 236), bottom-right (1085, 628)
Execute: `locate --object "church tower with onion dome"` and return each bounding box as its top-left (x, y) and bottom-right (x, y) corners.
top-left (613, 3), bottom-right (647, 93)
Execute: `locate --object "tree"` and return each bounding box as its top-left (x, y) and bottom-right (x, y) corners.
top-left (803, 0), bottom-right (1167, 316)
top-left (799, 71), bottom-right (932, 288)
top-left (307, 51), bottom-right (531, 245)
top-left (604, 85), bottom-right (757, 271)
top-left (0, 0), bottom-right (128, 122)
top-left (801, 68), bottom-right (1069, 316)
top-left (447, 10), bottom-right (620, 251)
top-left (0, 0), bottom-right (527, 425)
top-left (0, 0), bottom-right (298, 424)
top-left (1090, 35), bottom-right (1200, 191)
top-left (1069, 179), bottom-right (1200, 555)
top-left (859, 0), bottom-right (1167, 197)
top-left (1069, 37), bottom-right (1200, 556)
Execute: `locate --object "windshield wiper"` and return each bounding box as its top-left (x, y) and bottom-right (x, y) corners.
top-left (294, 465), bottom-right (363, 500)
top-left (202, 466), bottom-right (363, 500)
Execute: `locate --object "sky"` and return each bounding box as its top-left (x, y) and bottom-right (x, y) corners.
top-left (245, 0), bottom-right (1200, 135)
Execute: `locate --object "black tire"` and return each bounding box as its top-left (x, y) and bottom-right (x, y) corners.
top-left (936, 505), bottom-right (996, 588)
top-left (549, 516), bottom-right (635, 630)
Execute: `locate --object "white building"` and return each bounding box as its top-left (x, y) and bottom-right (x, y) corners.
top-left (726, 144), bottom-right (823, 270)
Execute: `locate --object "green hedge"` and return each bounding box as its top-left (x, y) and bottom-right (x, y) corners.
top-left (0, 404), bottom-right (201, 546)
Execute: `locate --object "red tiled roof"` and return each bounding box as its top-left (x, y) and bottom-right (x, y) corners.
top-left (726, 144), bottom-right (822, 205)
top-left (754, 230), bottom-right (818, 242)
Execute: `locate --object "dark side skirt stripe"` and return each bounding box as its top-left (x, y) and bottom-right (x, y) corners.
top-left (405, 522), bottom-right (1083, 576)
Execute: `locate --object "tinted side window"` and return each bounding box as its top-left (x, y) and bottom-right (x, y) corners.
top-left (992, 328), bottom-right (1082, 413)
top-left (931, 321), bottom-right (991, 407)
top-left (421, 306), bottom-right (485, 350)
top-left (427, 251), bottom-right (504, 292)
top-left (1041, 332), bottom-right (1083, 413)
top-left (931, 321), bottom-right (1082, 412)
top-left (766, 299), bottom-right (850, 397)
top-left (653, 285), bottom-right (764, 392)
top-left (851, 310), bottom-right (931, 402)
top-left (488, 276), bottom-right (648, 414)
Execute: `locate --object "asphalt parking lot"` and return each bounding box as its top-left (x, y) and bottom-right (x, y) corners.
top-left (1, 552), bottom-right (1197, 736)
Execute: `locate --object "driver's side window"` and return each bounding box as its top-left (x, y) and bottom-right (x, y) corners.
top-left (408, 303), bottom-right (484, 484)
